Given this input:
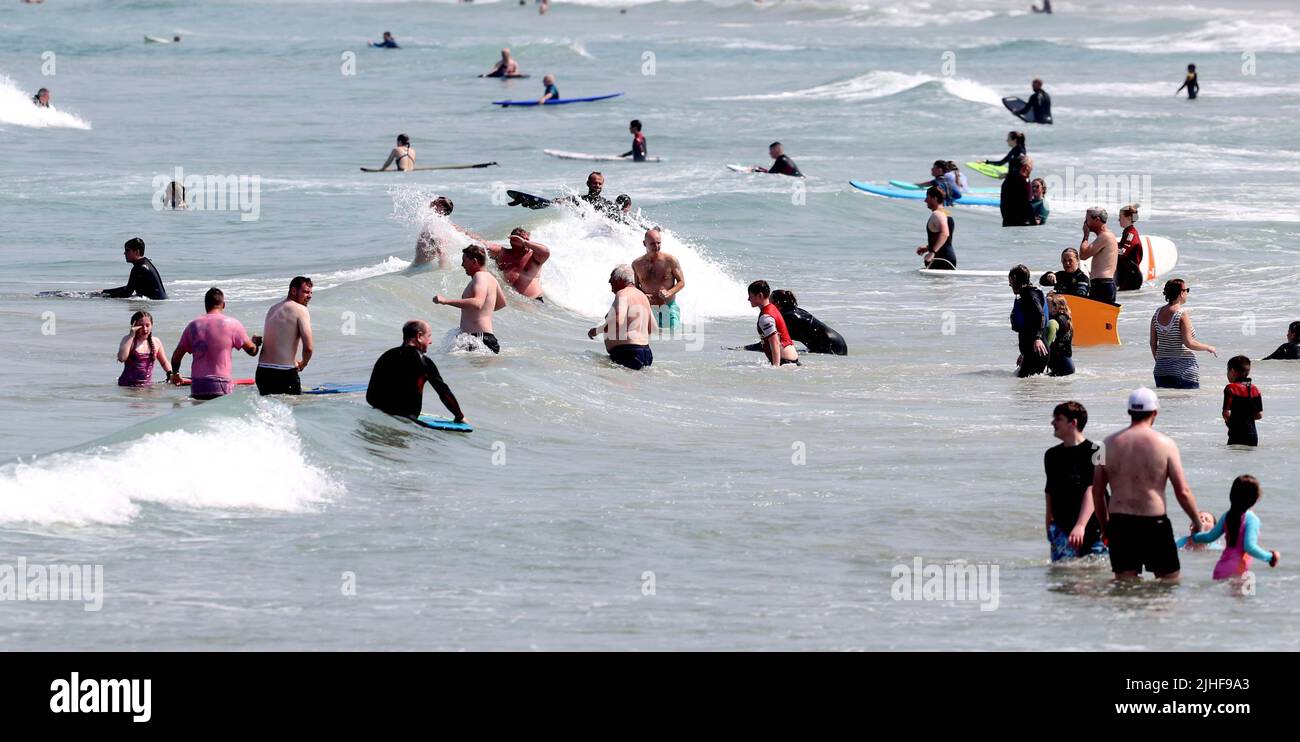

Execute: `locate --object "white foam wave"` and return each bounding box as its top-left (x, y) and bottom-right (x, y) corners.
top-left (169, 257), bottom-right (409, 301)
top-left (1079, 19), bottom-right (1300, 53)
top-left (0, 74), bottom-right (91, 130)
top-left (710, 71), bottom-right (1003, 107)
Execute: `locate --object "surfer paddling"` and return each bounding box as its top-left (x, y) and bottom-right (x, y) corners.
top-left (366, 320), bottom-right (466, 423)
top-left (101, 237), bottom-right (167, 300)
top-left (632, 227), bottom-right (685, 333)
top-left (484, 48), bottom-right (521, 77)
top-left (256, 277), bottom-right (314, 396)
top-left (753, 142), bottom-right (802, 177)
top-left (371, 32), bottom-right (400, 49)
top-left (433, 245), bottom-right (507, 354)
top-left (375, 134), bottom-right (415, 172)
top-left (588, 265), bottom-right (655, 370)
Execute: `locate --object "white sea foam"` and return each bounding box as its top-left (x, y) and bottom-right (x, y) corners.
top-left (709, 70), bottom-right (1004, 107)
top-left (0, 74), bottom-right (91, 130)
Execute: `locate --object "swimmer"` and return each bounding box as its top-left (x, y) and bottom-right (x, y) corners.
top-left (557, 171), bottom-right (615, 214)
top-left (483, 48), bottom-right (521, 77)
top-left (1188, 475), bottom-right (1279, 579)
top-left (1030, 177), bottom-right (1049, 224)
top-left (620, 119), bottom-right (647, 162)
top-left (169, 288), bottom-right (261, 400)
top-left (1115, 203), bottom-right (1144, 291)
top-left (632, 227), bottom-right (685, 334)
top-left (985, 131), bottom-right (1027, 174)
top-left (614, 194), bottom-right (633, 221)
top-left (485, 228), bottom-right (550, 301)
top-left (31, 88), bottom-right (49, 108)
top-left (1261, 320), bottom-right (1300, 360)
top-left (101, 237), bottom-right (167, 300)
top-left (1049, 248), bottom-right (1089, 297)
top-left (753, 142), bottom-right (802, 177)
top-left (256, 277), bottom-right (314, 396)
top-left (164, 180), bottom-right (187, 210)
top-left (1078, 207), bottom-right (1118, 304)
top-left (917, 186), bottom-right (956, 269)
top-left (588, 264), bottom-right (655, 370)
top-left (748, 280), bottom-right (799, 367)
top-left (1176, 63), bottom-right (1199, 100)
top-left (538, 74), bottom-right (559, 105)
top-left (366, 320), bottom-right (465, 422)
top-left (377, 134), bottom-right (415, 172)
top-left (371, 32), bottom-right (400, 49)
top-left (432, 245), bottom-right (506, 354)
top-left (741, 290), bottom-right (847, 355)
top-left (116, 311), bottom-right (175, 387)
top-left (1043, 401), bottom-right (1104, 561)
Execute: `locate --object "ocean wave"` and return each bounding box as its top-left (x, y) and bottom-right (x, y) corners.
top-left (169, 257), bottom-right (410, 302)
top-left (0, 74), bottom-right (92, 130)
top-left (709, 70), bottom-right (1004, 107)
top-left (1078, 19), bottom-right (1300, 54)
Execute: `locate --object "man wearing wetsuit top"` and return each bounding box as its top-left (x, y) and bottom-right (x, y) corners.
top-left (1051, 248), bottom-right (1090, 297)
top-left (102, 237), bottom-right (167, 300)
top-left (621, 120), bottom-right (647, 162)
top-left (1092, 388), bottom-right (1203, 580)
top-left (1023, 79), bottom-right (1052, 124)
top-left (1000, 157), bottom-right (1036, 227)
top-left (1176, 64), bottom-right (1198, 99)
top-left (1044, 401), bottom-right (1105, 562)
top-left (1262, 321), bottom-right (1300, 360)
top-left (538, 74), bottom-right (560, 105)
top-left (256, 276), bottom-right (314, 395)
top-left (578, 171), bottom-right (614, 213)
top-left (366, 320), bottom-right (465, 422)
top-left (748, 280), bottom-right (799, 366)
top-left (755, 142), bottom-right (802, 177)
top-left (1009, 264), bottom-right (1049, 377)
top-left (1079, 207), bottom-right (1118, 304)
top-left (371, 32), bottom-right (399, 49)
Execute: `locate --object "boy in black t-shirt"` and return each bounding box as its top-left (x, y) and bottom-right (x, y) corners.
top-left (1044, 401), bottom-right (1107, 561)
top-left (1223, 356), bottom-right (1262, 446)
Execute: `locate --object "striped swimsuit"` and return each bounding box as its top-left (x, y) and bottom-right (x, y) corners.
top-left (1152, 308), bottom-right (1199, 388)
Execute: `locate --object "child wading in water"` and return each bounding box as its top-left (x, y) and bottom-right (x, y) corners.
top-left (1190, 475), bottom-right (1279, 579)
top-left (117, 311), bottom-right (174, 386)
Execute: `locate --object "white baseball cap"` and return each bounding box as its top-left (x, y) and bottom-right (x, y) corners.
top-left (1128, 387), bottom-right (1160, 412)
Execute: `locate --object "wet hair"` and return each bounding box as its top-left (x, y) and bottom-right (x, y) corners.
top-left (463, 245), bottom-right (487, 265)
top-left (1053, 401), bottom-right (1087, 431)
top-left (1086, 206), bottom-right (1108, 223)
top-left (1120, 203), bottom-right (1140, 222)
top-left (1288, 320), bottom-right (1300, 338)
top-left (36, 87), bottom-right (49, 96)
top-left (1224, 475), bottom-right (1261, 549)
top-left (129, 310), bottom-right (155, 350)
top-left (1228, 355), bottom-right (1251, 376)
top-left (615, 194), bottom-right (631, 208)
top-left (289, 276), bottom-right (313, 293)
top-left (630, 119), bottom-right (642, 131)
top-left (770, 289), bottom-right (798, 309)
top-left (1163, 278), bottom-right (1187, 304)
top-left (942, 160), bottom-right (959, 173)
top-left (1008, 131), bottom-right (1026, 147)
top-left (769, 142), bottom-right (781, 149)
top-left (1009, 264), bottom-right (1031, 288)
top-left (1032, 78), bottom-right (1043, 87)
top-left (124, 237), bottom-right (146, 255)
top-left (611, 264), bottom-right (635, 284)
top-left (748, 280), bottom-right (771, 298)
top-left (397, 134), bottom-right (410, 146)
top-left (588, 171), bottom-right (603, 179)
top-left (925, 186), bottom-right (944, 203)
top-left (432, 196), bottom-right (453, 214)
top-left (931, 159), bottom-right (947, 170)
top-left (204, 287), bottom-right (225, 311)
top-left (402, 320), bottom-right (426, 341)
top-left (1032, 177), bottom-right (1047, 195)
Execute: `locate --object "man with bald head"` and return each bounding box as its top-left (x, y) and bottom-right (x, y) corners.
top-left (632, 226), bottom-right (685, 334)
top-left (366, 320), bottom-right (465, 422)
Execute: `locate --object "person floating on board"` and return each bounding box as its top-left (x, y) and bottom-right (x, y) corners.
top-left (537, 74), bottom-right (560, 105)
top-left (483, 48), bottom-right (521, 77)
top-left (169, 288), bottom-right (261, 400)
top-left (370, 32), bottom-right (400, 49)
top-left (1013, 79), bottom-right (1052, 124)
top-left (1031, 0), bottom-right (1052, 13)
top-left (256, 277), bottom-right (314, 396)
top-left (376, 134), bottom-right (415, 171)
top-left (1176, 64), bottom-right (1198, 99)
top-left (483, 227), bottom-right (550, 302)
top-left (1009, 264), bottom-right (1049, 378)
top-left (31, 87), bottom-right (50, 107)
top-left (117, 311), bottom-right (176, 387)
top-left (1115, 203), bottom-right (1144, 292)
top-left (1261, 321), bottom-right (1300, 360)
top-left (101, 237), bottom-right (167, 300)
top-left (753, 142), bottom-right (802, 177)
top-left (588, 264), bottom-right (656, 370)
top-left (633, 227), bottom-right (685, 334)
top-left (917, 186), bottom-right (956, 270)
top-left (366, 320), bottom-right (466, 423)
top-left (742, 290), bottom-right (848, 356)
top-left (432, 245), bottom-right (507, 354)
top-left (999, 157), bottom-right (1036, 227)
top-left (1078, 207), bottom-right (1118, 304)
top-left (1222, 356), bottom-right (1263, 447)
top-left (621, 119), bottom-right (647, 162)
top-left (1043, 401), bottom-right (1105, 562)
top-left (1030, 177), bottom-right (1049, 224)
top-left (748, 280), bottom-right (800, 367)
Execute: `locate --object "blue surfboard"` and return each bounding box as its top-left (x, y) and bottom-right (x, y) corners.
top-left (888, 179), bottom-right (1000, 195)
top-left (304, 383), bottom-right (368, 395)
top-left (849, 181), bottom-right (1000, 207)
top-left (493, 93), bottom-right (623, 107)
top-left (416, 415), bottom-right (473, 433)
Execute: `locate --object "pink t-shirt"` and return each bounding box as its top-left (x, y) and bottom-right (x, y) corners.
top-left (177, 313), bottom-right (249, 387)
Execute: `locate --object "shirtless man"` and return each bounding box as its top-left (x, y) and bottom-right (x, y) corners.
top-left (632, 227), bottom-right (685, 333)
top-left (1091, 388), bottom-right (1203, 580)
top-left (412, 196), bottom-right (458, 269)
top-left (1078, 207), bottom-right (1118, 304)
top-left (433, 245), bottom-right (507, 353)
top-left (256, 277), bottom-right (314, 395)
top-left (588, 264), bottom-right (655, 370)
top-left (378, 134), bottom-right (415, 172)
top-left (484, 48), bottom-right (520, 77)
top-left (485, 228), bottom-right (550, 301)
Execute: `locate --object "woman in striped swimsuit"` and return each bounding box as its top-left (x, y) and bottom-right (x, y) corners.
top-left (1150, 278), bottom-right (1217, 389)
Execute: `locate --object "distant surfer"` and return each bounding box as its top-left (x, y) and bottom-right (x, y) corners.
top-left (366, 320), bottom-right (466, 423)
top-left (999, 157), bottom-right (1037, 227)
top-left (1009, 264), bottom-right (1049, 378)
top-left (984, 131), bottom-right (1027, 175)
top-left (1030, 177), bottom-right (1049, 224)
top-left (169, 288), bottom-right (261, 400)
top-left (117, 311), bottom-right (176, 387)
top-left (917, 186), bottom-right (956, 270)
top-left (101, 237), bottom-right (167, 300)
top-left (1115, 203), bottom-right (1144, 292)
top-left (1031, 0), bottom-right (1052, 13)
top-left (621, 119), bottom-right (647, 162)
top-left (753, 142), bottom-right (802, 177)
top-left (632, 227), bottom-right (686, 333)
top-left (748, 280), bottom-right (799, 367)
top-left (538, 74), bottom-right (560, 105)
top-left (485, 228), bottom-right (550, 301)
top-left (1261, 321), bottom-right (1300, 361)
top-left (164, 180), bottom-right (187, 209)
top-left (371, 32), bottom-right (400, 49)
top-left (557, 171), bottom-right (615, 214)
top-left (432, 245), bottom-right (507, 354)
top-left (484, 48), bottom-right (521, 77)
top-left (376, 134), bottom-right (415, 172)
top-left (412, 196), bottom-right (457, 270)
top-left (1176, 64), bottom-right (1199, 99)
top-left (1011, 79), bottom-right (1052, 124)
top-left (1078, 207), bottom-right (1118, 304)
top-left (588, 265), bottom-right (655, 370)
top-left (914, 160), bottom-right (964, 205)
top-left (742, 290), bottom-right (847, 356)
top-left (256, 277), bottom-right (314, 396)
top-left (31, 88), bottom-right (50, 108)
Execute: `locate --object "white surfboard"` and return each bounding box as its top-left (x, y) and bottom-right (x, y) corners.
top-left (544, 149), bottom-right (661, 163)
top-left (145, 35), bottom-right (172, 44)
top-left (727, 164), bottom-right (756, 173)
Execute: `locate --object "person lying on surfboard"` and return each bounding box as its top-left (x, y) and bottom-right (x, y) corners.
top-left (370, 32), bottom-right (400, 49)
top-left (537, 74), bottom-right (560, 105)
top-left (484, 48), bottom-right (521, 77)
top-left (753, 142), bottom-right (802, 177)
top-left (376, 134), bottom-right (415, 171)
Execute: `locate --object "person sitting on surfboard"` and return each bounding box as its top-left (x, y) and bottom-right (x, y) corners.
top-left (1176, 64), bottom-right (1198, 100)
top-left (741, 290), bottom-right (847, 356)
top-left (588, 265), bottom-right (656, 370)
top-left (366, 320), bottom-right (466, 423)
top-left (31, 88), bottom-right (50, 108)
top-left (1114, 204), bottom-right (1145, 292)
top-left (1079, 207), bottom-right (1119, 304)
top-left (370, 32), bottom-right (400, 49)
top-left (484, 48), bottom-right (520, 77)
top-left (101, 237), bottom-right (167, 300)
top-left (1261, 321), bottom-right (1300, 361)
top-left (1000, 157), bottom-right (1036, 227)
top-left (917, 187), bottom-right (956, 270)
top-left (538, 74), bottom-right (560, 105)
top-left (1030, 177), bottom-right (1049, 224)
top-left (985, 131), bottom-right (1026, 174)
top-left (376, 134), bottom-right (415, 171)
top-left (753, 142), bottom-right (802, 177)
top-left (621, 120), bottom-right (647, 162)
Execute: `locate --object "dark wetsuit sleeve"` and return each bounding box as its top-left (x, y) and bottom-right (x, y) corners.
top-left (1017, 289), bottom-right (1045, 352)
top-left (988, 145), bottom-right (1025, 167)
top-left (421, 355), bottom-right (464, 420)
top-left (1263, 343), bottom-right (1288, 361)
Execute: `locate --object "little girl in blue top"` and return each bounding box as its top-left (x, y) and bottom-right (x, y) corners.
top-left (1190, 475), bottom-right (1279, 579)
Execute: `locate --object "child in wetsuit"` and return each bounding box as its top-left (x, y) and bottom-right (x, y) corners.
top-left (1177, 64), bottom-right (1199, 99)
top-left (1262, 321), bottom-right (1300, 360)
top-left (1189, 475), bottom-right (1278, 580)
top-left (1222, 355), bottom-right (1262, 446)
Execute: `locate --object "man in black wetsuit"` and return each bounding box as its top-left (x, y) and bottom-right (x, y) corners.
top-left (1023, 79), bottom-right (1052, 124)
top-left (1009, 264), bottom-right (1049, 377)
top-left (101, 237), bottom-right (167, 300)
top-left (577, 171), bottom-right (615, 214)
top-left (1176, 64), bottom-right (1199, 99)
top-left (1000, 157), bottom-right (1037, 227)
top-left (366, 320), bottom-right (466, 422)
top-left (1262, 321), bottom-right (1300, 360)
top-left (755, 142), bottom-right (802, 177)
